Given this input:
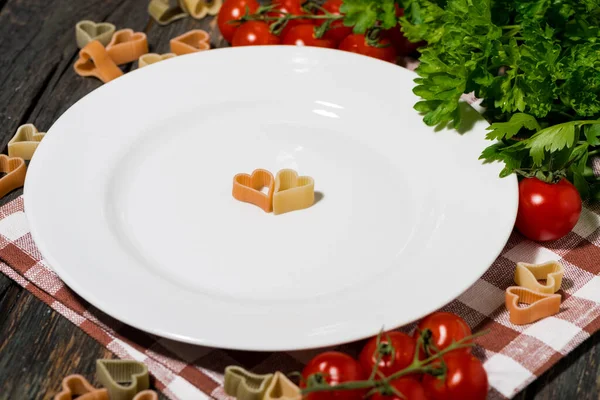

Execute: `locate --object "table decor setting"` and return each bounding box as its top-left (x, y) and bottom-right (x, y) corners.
top-left (0, 0), bottom-right (599, 399)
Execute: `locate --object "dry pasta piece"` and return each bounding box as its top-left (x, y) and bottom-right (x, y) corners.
top-left (170, 29), bottom-right (210, 55)
top-left (273, 169), bottom-right (314, 215)
top-left (181, 0), bottom-right (223, 19)
top-left (232, 169), bottom-right (275, 213)
top-left (224, 366), bottom-right (273, 400)
top-left (53, 374), bottom-right (108, 400)
top-left (8, 123), bottom-right (45, 160)
top-left (138, 53), bottom-right (176, 68)
top-left (514, 261), bottom-right (564, 294)
top-left (73, 40), bottom-right (123, 83)
top-left (0, 155), bottom-right (26, 199)
top-left (76, 20), bottom-right (116, 48)
top-left (505, 286), bottom-right (561, 325)
top-left (106, 29), bottom-right (149, 65)
top-left (96, 359), bottom-right (150, 400)
top-left (264, 372), bottom-right (301, 400)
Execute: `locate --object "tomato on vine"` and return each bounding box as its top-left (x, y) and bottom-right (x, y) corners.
top-left (338, 34), bottom-right (397, 63)
top-left (358, 331), bottom-right (416, 378)
top-left (315, 0), bottom-right (352, 45)
top-left (217, 0), bottom-right (260, 43)
top-left (283, 24), bottom-right (336, 48)
top-left (370, 378), bottom-right (428, 400)
top-left (269, 0), bottom-right (311, 38)
top-left (422, 353), bottom-right (488, 400)
top-left (413, 312), bottom-right (472, 356)
top-left (232, 21), bottom-right (281, 46)
top-left (301, 351), bottom-right (366, 400)
top-left (515, 177), bottom-right (582, 242)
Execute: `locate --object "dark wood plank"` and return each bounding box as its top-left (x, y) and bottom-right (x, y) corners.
top-left (0, 275), bottom-right (168, 399)
top-left (0, 0), bottom-right (142, 145)
top-left (0, 286), bottom-right (112, 399)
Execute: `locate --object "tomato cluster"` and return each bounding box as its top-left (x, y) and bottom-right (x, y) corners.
top-left (217, 0), bottom-right (420, 63)
top-left (300, 312), bottom-right (488, 400)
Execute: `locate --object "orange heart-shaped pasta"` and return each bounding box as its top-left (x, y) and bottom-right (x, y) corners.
top-left (74, 40), bottom-right (123, 83)
top-left (232, 169), bottom-right (275, 213)
top-left (505, 286), bottom-right (561, 325)
top-left (0, 155), bottom-right (27, 199)
top-left (53, 374), bottom-right (109, 400)
top-left (106, 29), bottom-right (149, 65)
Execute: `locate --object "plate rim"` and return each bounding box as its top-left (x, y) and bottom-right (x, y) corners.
top-left (23, 46), bottom-right (518, 351)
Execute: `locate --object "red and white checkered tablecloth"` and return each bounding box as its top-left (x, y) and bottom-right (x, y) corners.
top-left (0, 195), bottom-right (598, 399)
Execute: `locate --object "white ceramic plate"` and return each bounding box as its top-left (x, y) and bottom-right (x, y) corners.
top-left (24, 46), bottom-right (517, 351)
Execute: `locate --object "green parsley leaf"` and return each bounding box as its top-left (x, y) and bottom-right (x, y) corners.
top-left (485, 113), bottom-right (541, 140)
top-left (341, 0), bottom-right (378, 33)
top-left (572, 170), bottom-right (590, 199)
top-left (341, 0), bottom-right (398, 33)
top-left (525, 121), bottom-right (578, 165)
top-left (585, 124), bottom-right (600, 146)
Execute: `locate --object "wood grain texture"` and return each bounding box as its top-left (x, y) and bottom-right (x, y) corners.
top-left (0, 0), bottom-right (598, 399)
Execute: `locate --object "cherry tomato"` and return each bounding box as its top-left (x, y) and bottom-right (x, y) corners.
top-left (371, 378), bottom-right (428, 400)
top-left (283, 24), bottom-right (336, 48)
top-left (422, 353), bottom-right (488, 400)
top-left (383, 5), bottom-right (423, 56)
top-left (269, 0), bottom-right (311, 38)
top-left (232, 21), bottom-right (281, 46)
top-left (413, 312), bottom-right (471, 356)
top-left (384, 28), bottom-right (421, 56)
top-left (301, 351), bottom-right (366, 400)
top-left (515, 177), bottom-right (582, 242)
top-left (217, 0), bottom-right (260, 43)
top-left (315, 0), bottom-right (352, 45)
top-left (358, 331), bottom-right (416, 377)
top-left (338, 34), bottom-right (397, 63)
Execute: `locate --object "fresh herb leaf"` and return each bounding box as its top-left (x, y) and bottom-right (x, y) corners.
top-left (524, 121), bottom-right (578, 165)
top-left (572, 170), bottom-right (590, 198)
top-left (341, 0), bottom-right (398, 33)
top-left (485, 113), bottom-right (541, 140)
top-left (585, 124), bottom-right (600, 146)
top-left (351, 0), bottom-right (600, 197)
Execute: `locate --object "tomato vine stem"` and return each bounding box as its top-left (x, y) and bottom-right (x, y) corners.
top-left (299, 329), bottom-right (489, 395)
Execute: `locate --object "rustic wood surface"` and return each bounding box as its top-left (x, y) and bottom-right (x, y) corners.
top-left (0, 0), bottom-right (598, 399)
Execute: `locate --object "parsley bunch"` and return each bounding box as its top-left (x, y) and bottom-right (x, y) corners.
top-left (395, 0), bottom-right (600, 198)
top-left (339, 0), bottom-right (399, 33)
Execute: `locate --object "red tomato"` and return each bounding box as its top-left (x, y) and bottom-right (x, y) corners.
top-left (232, 21), bottom-right (281, 46)
top-left (371, 378), bottom-right (428, 400)
top-left (283, 24), bottom-right (336, 48)
top-left (515, 177), bottom-right (582, 242)
top-left (338, 34), bottom-right (397, 63)
top-left (422, 353), bottom-right (488, 400)
top-left (384, 28), bottom-right (421, 56)
top-left (315, 0), bottom-right (352, 44)
top-left (301, 351), bottom-right (366, 400)
top-left (382, 5), bottom-right (423, 56)
top-left (358, 331), bottom-right (416, 377)
top-left (413, 312), bottom-right (471, 356)
top-left (217, 0), bottom-right (260, 43)
top-left (269, 0), bottom-right (311, 38)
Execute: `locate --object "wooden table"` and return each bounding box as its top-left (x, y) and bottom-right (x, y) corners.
top-left (0, 0), bottom-right (598, 398)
